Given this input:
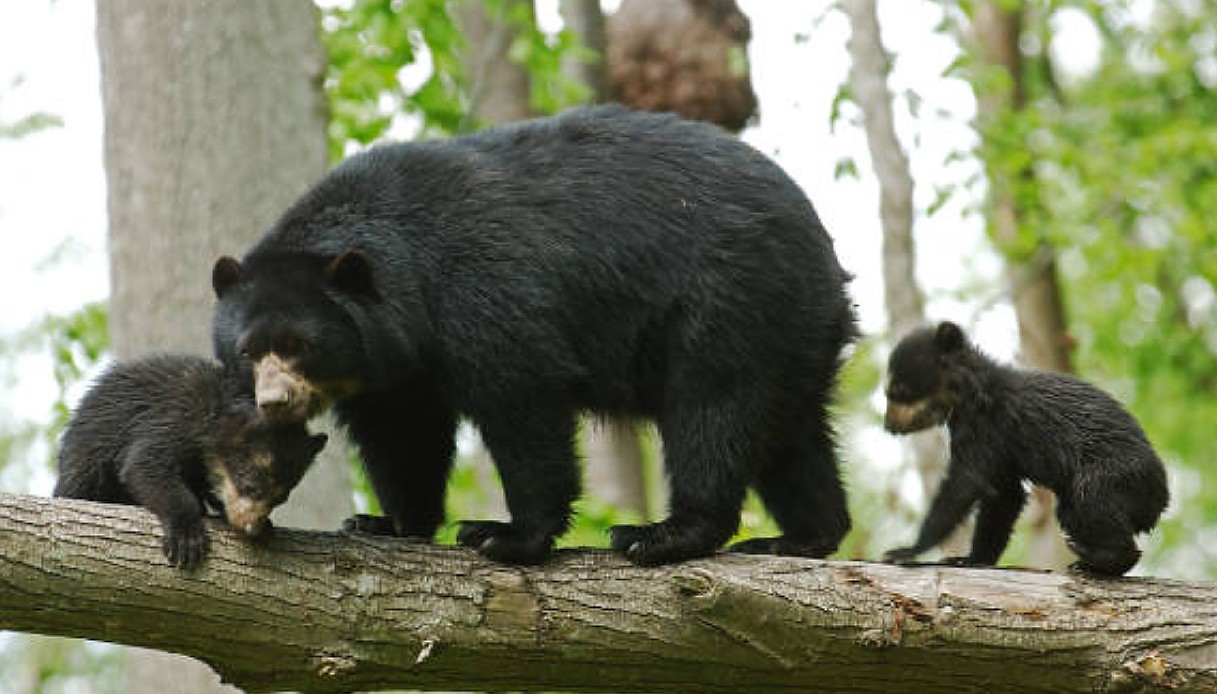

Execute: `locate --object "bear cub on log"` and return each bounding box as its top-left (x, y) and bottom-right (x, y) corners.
top-left (54, 354), bottom-right (328, 569)
top-left (881, 321), bottom-right (1169, 576)
top-left (211, 104), bottom-right (857, 566)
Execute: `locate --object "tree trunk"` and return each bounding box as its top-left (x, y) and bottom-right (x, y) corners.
top-left (3, 492), bottom-right (1215, 693)
top-left (559, 0), bottom-right (611, 101)
top-left (96, 1), bottom-right (344, 690)
top-left (582, 418), bottom-right (650, 517)
top-left (969, 0), bottom-right (1072, 570)
top-left (842, 0), bottom-right (963, 556)
top-left (456, 0), bottom-right (534, 127)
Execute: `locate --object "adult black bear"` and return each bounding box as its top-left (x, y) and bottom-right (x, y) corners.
top-left (55, 354), bottom-right (328, 568)
top-left (212, 104), bottom-right (856, 566)
top-left (882, 321), bottom-right (1169, 576)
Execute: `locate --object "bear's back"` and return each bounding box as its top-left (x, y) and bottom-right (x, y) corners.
top-left (55, 354), bottom-right (225, 502)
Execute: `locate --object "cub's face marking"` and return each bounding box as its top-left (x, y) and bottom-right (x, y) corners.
top-left (206, 430), bottom-right (328, 536)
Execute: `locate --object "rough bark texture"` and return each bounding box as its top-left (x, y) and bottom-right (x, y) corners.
top-left (842, 0), bottom-right (962, 554)
top-left (96, 1), bottom-right (347, 690)
top-left (2, 492), bottom-right (1215, 694)
top-left (98, 0), bottom-right (329, 357)
top-left (970, 1), bottom-right (1073, 570)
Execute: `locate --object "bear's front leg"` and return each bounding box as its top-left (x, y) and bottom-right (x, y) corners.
top-left (336, 387), bottom-right (457, 540)
top-left (457, 410), bottom-right (580, 565)
top-left (122, 444), bottom-right (210, 569)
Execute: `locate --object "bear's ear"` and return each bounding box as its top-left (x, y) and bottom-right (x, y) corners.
top-left (212, 256), bottom-right (244, 298)
top-left (325, 250), bottom-right (378, 299)
top-left (934, 321), bottom-right (966, 353)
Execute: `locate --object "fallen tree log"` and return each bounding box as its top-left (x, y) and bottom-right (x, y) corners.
top-left (1, 492), bottom-right (1213, 692)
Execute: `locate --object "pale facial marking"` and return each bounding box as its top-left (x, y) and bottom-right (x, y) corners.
top-left (253, 353), bottom-right (322, 422)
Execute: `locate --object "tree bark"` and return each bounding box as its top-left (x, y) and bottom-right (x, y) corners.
top-left (559, 0), bottom-right (611, 101)
top-left (971, 2), bottom-right (1073, 375)
top-left (842, 0), bottom-right (963, 555)
top-left (582, 418), bottom-right (650, 518)
top-left (96, 1), bottom-right (346, 690)
top-left (3, 492), bottom-right (1214, 694)
top-left (456, 0), bottom-right (534, 127)
top-left (970, 1), bottom-right (1073, 570)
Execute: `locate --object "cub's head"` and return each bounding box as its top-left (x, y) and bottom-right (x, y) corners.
top-left (209, 414), bottom-right (328, 536)
top-left (884, 321), bottom-right (971, 434)
top-left (212, 250), bottom-right (376, 423)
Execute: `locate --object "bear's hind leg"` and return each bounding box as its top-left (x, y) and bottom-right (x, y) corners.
top-left (731, 407), bottom-right (850, 559)
top-left (1058, 501), bottom-right (1141, 576)
top-left (338, 386), bottom-right (457, 540)
top-left (457, 409), bottom-right (581, 565)
top-left (610, 397), bottom-right (752, 565)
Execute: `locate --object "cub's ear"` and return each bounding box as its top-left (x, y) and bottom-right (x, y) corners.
top-left (212, 256), bottom-right (244, 298)
top-left (325, 250), bottom-right (378, 299)
top-left (934, 321), bottom-right (966, 353)
top-left (308, 433), bottom-right (329, 456)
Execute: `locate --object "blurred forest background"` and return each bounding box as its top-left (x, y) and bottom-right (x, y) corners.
top-left (1, 0), bottom-right (1216, 691)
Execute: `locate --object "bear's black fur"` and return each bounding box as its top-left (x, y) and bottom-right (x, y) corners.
top-left (54, 354), bottom-right (327, 569)
top-left (212, 104), bottom-right (857, 566)
top-left (882, 321), bottom-right (1169, 576)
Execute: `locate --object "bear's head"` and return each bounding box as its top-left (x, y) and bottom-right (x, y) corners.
top-left (212, 250), bottom-right (377, 423)
top-left (208, 411), bottom-right (328, 536)
top-left (883, 321), bottom-right (972, 434)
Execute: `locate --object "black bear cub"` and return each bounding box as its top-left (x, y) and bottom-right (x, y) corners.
top-left (881, 321), bottom-right (1169, 576)
top-left (212, 104), bottom-right (857, 566)
top-left (55, 354), bottom-right (328, 569)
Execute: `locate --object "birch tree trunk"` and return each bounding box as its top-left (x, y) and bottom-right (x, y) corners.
top-left (3, 492), bottom-right (1215, 693)
top-left (842, 0), bottom-right (962, 555)
top-left (969, 1), bottom-right (1073, 570)
top-left (96, 1), bottom-right (345, 690)
top-left (456, 0), bottom-right (534, 127)
top-left (559, 0), bottom-right (611, 101)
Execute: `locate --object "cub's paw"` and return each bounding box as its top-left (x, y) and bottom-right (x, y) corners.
top-left (341, 514), bottom-right (399, 536)
top-left (728, 536), bottom-right (836, 559)
top-left (163, 520), bottom-right (209, 570)
top-left (457, 520), bottom-right (553, 565)
top-left (881, 546), bottom-right (923, 565)
top-left (609, 520), bottom-right (719, 566)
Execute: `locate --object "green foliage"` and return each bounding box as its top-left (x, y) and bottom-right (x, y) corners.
top-left (320, 0), bottom-right (591, 157)
top-left (0, 635), bottom-right (123, 694)
top-left (1031, 1), bottom-right (1217, 574)
top-left (40, 302), bottom-right (109, 438)
top-left (320, 0), bottom-right (466, 156)
top-left (0, 76), bottom-right (64, 140)
top-left (0, 302), bottom-right (108, 487)
top-left (489, 0), bottom-right (592, 114)
top-left (929, 0), bottom-right (1217, 575)
top-left (0, 111), bottom-right (62, 140)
